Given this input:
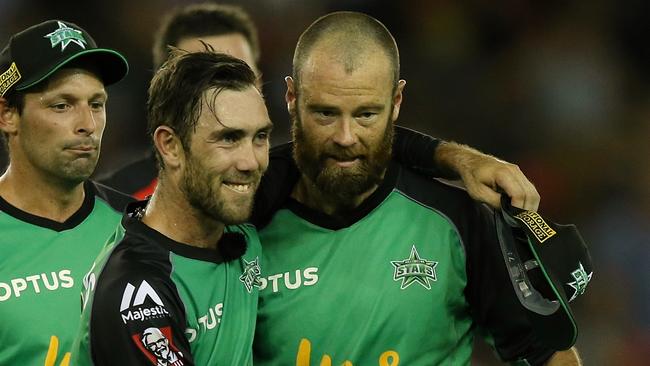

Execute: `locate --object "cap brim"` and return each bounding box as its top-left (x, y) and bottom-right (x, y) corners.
top-left (497, 197), bottom-right (580, 350)
top-left (16, 48), bottom-right (128, 90)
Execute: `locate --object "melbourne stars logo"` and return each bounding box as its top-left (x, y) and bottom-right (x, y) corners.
top-left (239, 256), bottom-right (262, 293)
top-left (44, 21), bottom-right (87, 51)
top-left (567, 261), bottom-right (592, 302)
top-left (391, 245), bottom-right (438, 290)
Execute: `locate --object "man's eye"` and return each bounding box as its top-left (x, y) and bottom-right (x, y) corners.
top-left (90, 101), bottom-right (105, 110)
top-left (255, 131), bottom-right (269, 143)
top-left (316, 110), bottom-right (335, 118)
top-left (358, 112), bottom-right (377, 119)
top-left (51, 103), bottom-right (70, 111)
top-left (220, 134), bottom-right (238, 144)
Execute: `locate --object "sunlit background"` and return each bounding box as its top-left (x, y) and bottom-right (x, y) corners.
top-left (1, 0), bottom-right (648, 364)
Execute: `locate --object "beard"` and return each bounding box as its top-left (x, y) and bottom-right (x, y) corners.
top-left (291, 109), bottom-right (393, 208)
top-left (180, 152), bottom-right (259, 225)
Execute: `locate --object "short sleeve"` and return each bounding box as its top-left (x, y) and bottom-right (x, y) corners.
top-left (88, 267), bottom-right (194, 366)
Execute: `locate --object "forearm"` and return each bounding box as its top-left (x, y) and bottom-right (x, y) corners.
top-left (433, 141), bottom-right (496, 180)
top-left (545, 347), bottom-right (582, 366)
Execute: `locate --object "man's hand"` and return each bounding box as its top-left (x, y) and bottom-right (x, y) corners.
top-left (435, 142), bottom-right (540, 211)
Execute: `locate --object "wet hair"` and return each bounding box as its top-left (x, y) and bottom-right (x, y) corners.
top-left (147, 48), bottom-right (257, 169)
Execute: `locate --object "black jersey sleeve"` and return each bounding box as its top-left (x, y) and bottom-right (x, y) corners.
top-left (251, 142), bottom-right (300, 228)
top-left (89, 253), bottom-right (194, 366)
top-left (465, 204), bottom-right (555, 365)
top-left (393, 125), bottom-right (443, 177)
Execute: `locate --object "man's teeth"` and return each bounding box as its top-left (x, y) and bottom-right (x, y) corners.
top-left (225, 183), bottom-right (251, 193)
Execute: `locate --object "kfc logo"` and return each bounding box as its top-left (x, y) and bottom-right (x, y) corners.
top-left (132, 326), bottom-right (184, 366)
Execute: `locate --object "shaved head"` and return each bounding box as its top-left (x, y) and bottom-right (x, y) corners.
top-left (292, 11), bottom-right (400, 93)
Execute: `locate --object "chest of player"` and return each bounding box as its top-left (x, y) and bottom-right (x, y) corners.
top-left (255, 193), bottom-right (474, 365)
top-left (170, 251), bottom-right (260, 365)
top-left (0, 203), bottom-right (122, 365)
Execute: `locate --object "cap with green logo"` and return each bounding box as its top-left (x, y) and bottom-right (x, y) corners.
top-left (496, 195), bottom-right (593, 350)
top-left (0, 20), bottom-right (129, 97)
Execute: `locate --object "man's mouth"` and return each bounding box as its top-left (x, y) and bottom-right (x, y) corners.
top-left (223, 182), bottom-right (253, 193)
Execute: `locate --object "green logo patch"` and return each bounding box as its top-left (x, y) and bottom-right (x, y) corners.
top-left (391, 245), bottom-right (438, 290)
top-left (44, 21), bottom-right (87, 51)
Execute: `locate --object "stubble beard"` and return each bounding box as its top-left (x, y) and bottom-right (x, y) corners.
top-left (180, 152), bottom-right (259, 225)
top-left (291, 108), bottom-right (393, 209)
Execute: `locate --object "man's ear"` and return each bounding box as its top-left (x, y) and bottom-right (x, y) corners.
top-left (0, 97), bottom-right (19, 136)
top-left (285, 76), bottom-right (297, 116)
top-left (152, 126), bottom-right (184, 170)
top-left (391, 79), bottom-right (406, 122)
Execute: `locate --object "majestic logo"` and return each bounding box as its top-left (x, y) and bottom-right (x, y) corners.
top-left (44, 21), bottom-right (87, 51)
top-left (239, 256), bottom-right (262, 293)
top-left (391, 246), bottom-right (438, 290)
top-left (133, 326), bottom-right (184, 366)
top-left (120, 280), bottom-right (169, 324)
top-left (514, 211), bottom-right (557, 243)
top-left (567, 262), bottom-right (592, 302)
top-left (0, 62), bottom-right (21, 97)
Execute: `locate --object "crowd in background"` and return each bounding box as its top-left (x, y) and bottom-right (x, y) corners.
top-left (1, 0), bottom-right (647, 364)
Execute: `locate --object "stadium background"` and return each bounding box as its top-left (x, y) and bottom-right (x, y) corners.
top-left (1, 0), bottom-right (648, 364)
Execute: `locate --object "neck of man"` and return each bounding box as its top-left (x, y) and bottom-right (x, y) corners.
top-left (0, 163), bottom-right (86, 222)
top-left (292, 174), bottom-right (381, 216)
top-left (141, 178), bottom-right (225, 251)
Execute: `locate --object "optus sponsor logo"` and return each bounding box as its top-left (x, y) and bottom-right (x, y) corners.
top-left (0, 270), bottom-right (74, 301)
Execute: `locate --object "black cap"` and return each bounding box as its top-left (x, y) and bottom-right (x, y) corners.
top-left (0, 20), bottom-right (128, 97)
top-left (495, 196), bottom-right (593, 350)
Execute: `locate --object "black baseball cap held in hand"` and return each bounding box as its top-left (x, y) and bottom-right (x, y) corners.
top-left (495, 195), bottom-right (593, 351)
top-left (0, 20), bottom-right (128, 97)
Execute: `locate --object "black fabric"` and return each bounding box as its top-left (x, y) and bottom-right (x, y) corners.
top-left (89, 212), bottom-right (194, 365)
top-left (497, 196), bottom-right (593, 350)
top-left (91, 181), bottom-right (135, 213)
top-left (98, 150), bottom-right (158, 196)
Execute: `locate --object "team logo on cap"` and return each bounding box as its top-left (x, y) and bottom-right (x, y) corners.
top-left (391, 245), bottom-right (438, 290)
top-left (567, 261), bottom-right (592, 302)
top-left (0, 62), bottom-right (21, 97)
top-left (44, 21), bottom-right (87, 51)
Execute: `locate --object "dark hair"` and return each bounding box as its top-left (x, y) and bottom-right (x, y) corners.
top-left (293, 11), bottom-right (400, 91)
top-left (153, 3), bottom-right (260, 69)
top-left (147, 49), bottom-right (257, 169)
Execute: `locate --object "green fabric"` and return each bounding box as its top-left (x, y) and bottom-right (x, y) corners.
top-left (254, 191), bottom-right (473, 366)
top-left (71, 223), bottom-right (261, 365)
top-left (0, 198), bottom-right (121, 366)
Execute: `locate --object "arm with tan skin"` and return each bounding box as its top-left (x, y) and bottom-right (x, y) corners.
top-left (434, 141), bottom-right (540, 211)
top-left (545, 347), bottom-right (582, 366)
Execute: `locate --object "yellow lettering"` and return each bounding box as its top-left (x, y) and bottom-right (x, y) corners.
top-left (297, 338), bottom-right (312, 366)
top-left (379, 350), bottom-right (399, 366)
top-left (44, 335), bottom-right (71, 366)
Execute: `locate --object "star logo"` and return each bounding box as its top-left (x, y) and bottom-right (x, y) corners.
top-left (239, 256), bottom-right (262, 293)
top-left (391, 245), bottom-right (438, 290)
top-left (567, 262), bottom-right (592, 302)
top-left (44, 21), bottom-right (87, 51)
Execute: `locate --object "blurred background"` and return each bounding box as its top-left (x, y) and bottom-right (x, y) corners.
top-left (1, 0), bottom-right (647, 364)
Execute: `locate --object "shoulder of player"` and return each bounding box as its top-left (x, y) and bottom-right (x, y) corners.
top-left (88, 180), bottom-right (135, 213)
